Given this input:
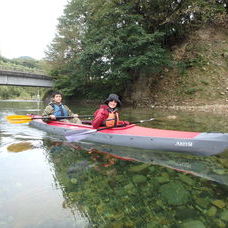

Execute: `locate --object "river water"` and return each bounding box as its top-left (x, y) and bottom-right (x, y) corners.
top-left (0, 100), bottom-right (227, 228)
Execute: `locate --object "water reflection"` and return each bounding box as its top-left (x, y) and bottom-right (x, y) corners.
top-left (1, 101), bottom-right (228, 227)
top-left (43, 139), bottom-right (228, 227)
top-left (7, 141), bottom-right (34, 152)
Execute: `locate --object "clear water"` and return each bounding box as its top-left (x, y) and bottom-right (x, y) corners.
top-left (0, 101), bottom-right (227, 228)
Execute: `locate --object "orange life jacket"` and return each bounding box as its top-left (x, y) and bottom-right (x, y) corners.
top-left (105, 112), bottom-right (119, 127)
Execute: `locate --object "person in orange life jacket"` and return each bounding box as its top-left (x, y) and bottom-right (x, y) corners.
top-left (92, 94), bottom-right (129, 129)
top-left (42, 91), bottom-right (82, 124)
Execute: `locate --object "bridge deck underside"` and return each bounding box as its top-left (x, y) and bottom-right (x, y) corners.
top-left (0, 71), bottom-right (53, 88)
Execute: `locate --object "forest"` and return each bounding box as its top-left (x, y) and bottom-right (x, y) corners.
top-left (45, 0), bottom-right (227, 100)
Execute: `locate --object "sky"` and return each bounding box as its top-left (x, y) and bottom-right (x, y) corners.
top-left (0, 0), bottom-right (68, 60)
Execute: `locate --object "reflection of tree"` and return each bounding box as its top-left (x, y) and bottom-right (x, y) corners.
top-left (43, 139), bottom-right (228, 227)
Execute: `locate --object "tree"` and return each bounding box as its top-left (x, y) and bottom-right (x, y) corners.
top-left (46, 0), bottom-right (227, 98)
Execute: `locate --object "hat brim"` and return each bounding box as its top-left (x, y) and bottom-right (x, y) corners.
top-left (105, 99), bottom-right (121, 106)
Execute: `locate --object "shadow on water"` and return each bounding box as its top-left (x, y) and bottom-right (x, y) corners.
top-left (1, 101), bottom-right (228, 227)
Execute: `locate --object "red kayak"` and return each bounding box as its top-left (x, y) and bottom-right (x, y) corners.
top-left (28, 116), bottom-right (228, 156)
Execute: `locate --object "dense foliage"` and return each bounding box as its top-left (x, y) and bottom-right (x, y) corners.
top-left (0, 86), bottom-right (47, 100)
top-left (0, 56), bottom-right (46, 73)
top-left (46, 0), bottom-right (227, 98)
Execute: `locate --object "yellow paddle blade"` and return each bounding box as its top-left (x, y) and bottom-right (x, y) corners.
top-left (6, 115), bottom-right (33, 121)
top-left (6, 115), bottom-right (33, 124)
top-left (7, 119), bottom-right (32, 124)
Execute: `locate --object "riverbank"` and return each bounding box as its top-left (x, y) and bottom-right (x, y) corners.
top-left (154, 104), bottom-right (228, 114)
top-left (56, 96), bottom-right (228, 116)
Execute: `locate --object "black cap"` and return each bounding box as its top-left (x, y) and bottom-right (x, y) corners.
top-left (104, 94), bottom-right (121, 106)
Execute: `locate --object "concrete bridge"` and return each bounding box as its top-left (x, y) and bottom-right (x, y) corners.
top-left (0, 70), bottom-right (53, 87)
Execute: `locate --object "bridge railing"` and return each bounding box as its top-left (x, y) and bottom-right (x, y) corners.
top-left (0, 64), bottom-right (47, 75)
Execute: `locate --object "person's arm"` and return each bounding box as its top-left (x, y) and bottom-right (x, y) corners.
top-left (92, 108), bottom-right (108, 129)
top-left (42, 105), bottom-right (55, 120)
top-left (65, 106), bottom-right (79, 118)
top-left (116, 112), bottom-right (129, 126)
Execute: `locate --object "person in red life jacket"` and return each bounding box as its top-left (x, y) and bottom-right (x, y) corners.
top-left (42, 91), bottom-right (81, 124)
top-left (92, 94), bottom-right (129, 129)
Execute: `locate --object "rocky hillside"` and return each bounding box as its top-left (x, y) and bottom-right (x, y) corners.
top-left (125, 24), bottom-right (228, 109)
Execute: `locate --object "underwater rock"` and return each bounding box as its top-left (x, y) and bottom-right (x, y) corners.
top-left (160, 181), bottom-right (190, 205)
top-left (128, 163), bottom-right (151, 173)
top-left (148, 166), bottom-right (156, 173)
top-left (194, 197), bottom-right (210, 209)
top-left (214, 219), bottom-right (226, 228)
top-left (70, 178), bottom-right (78, 184)
top-left (155, 175), bottom-right (169, 184)
top-left (220, 209), bottom-right (228, 222)
top-left (180, 220), bottom-right (206, 228)
top-left (212, 200), bottom-right (226, 208)
top-left (124, 183), bottom-right (134, 192)
top-left (175, 207), bottom-right (199, 220)
top-left (178, 174), bottom-right (194, 185)
top-left (207, 206), bottom-right (217, 217)
top-left (132, 175), bottom-right (147, 184)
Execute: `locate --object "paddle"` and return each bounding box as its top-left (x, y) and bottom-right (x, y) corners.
top-left (6, 114), bottom-right (94, 124)
top-left (65, 118), bottom-right (155, 142)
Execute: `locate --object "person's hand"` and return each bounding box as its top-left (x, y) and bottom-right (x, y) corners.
top-left (73, 114), bottom-right (79, 118)
top-left (118, 121), bottom-right (130, 126)
top-left (50, 115), bottom-right (56, 120)
top-left (123, 121), bottom-right (130, 125)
